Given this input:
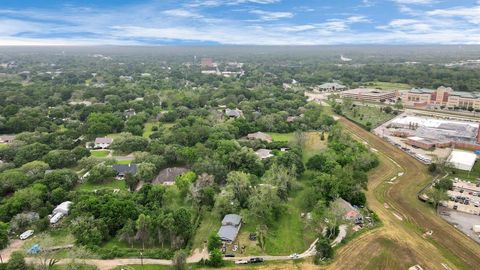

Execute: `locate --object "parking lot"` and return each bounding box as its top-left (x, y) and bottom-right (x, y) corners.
top-left (438, 206), bottom-right (480, 244)
top-left (443, 180), bottom-right (480, 215)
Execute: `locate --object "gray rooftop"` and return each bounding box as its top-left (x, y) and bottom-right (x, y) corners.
top-left (222, 214), bottom-right (242, 226)
top-left (218, 225), bottom-right (239, 242)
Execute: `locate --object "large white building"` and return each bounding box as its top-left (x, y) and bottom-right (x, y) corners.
top-left (447, 150), bottom-right (477, 171)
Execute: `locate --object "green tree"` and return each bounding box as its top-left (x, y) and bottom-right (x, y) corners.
top-left (173, 250), bottom-right (188, 270)
top-left (0, 221), bottom-right (8, 249)
top-left (175, 171), bottom-right (196, 197)
top-left (225, 171), bottom-right (252, 208)
top-left (207, 248), bottom-right (224, 267)
top-left (124, 172), bottom-right (139, 191)
top-left (118, 219), bottom-right (136, 248)
top-left (7, 252), bottom-right (28, 270)
top-left (208, 233), bottom-right (222, 252)
top-left (42, 150), bottom-right (77, 169)
top-left (314, 236), bottom-right (333, 263)
top-left (135, 214), bottom-right (152, 250)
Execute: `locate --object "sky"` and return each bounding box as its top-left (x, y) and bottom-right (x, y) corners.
top-left (1, 0), bottom-right (480, 45)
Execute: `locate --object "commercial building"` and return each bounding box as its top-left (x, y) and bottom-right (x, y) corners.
top-left (447, 150), bottom-right (477, 171)
top-left (401, 86), bottom-right (480, 109)
top-left (317, 82), bottom-right (347, 92)
top-left (340, 88), bottom-right (397, 102)
top-left (389, 115), bottom-right (480, 150)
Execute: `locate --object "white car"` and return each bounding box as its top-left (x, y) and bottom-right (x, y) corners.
top-left (289, 253), bottom-right (299, 259)
top-left (235, 260), bottom-right (249, 264)
top-left (19, 230), bottom-right (34, 240)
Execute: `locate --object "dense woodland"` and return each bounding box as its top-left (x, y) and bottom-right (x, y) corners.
top-left (0, 46), bottom-right (473, 266)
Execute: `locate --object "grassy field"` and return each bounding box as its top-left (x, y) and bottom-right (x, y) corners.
top-left (266, 132), bottom-right (294, 142)
top-left (90, 150), bottom-right (110, 158)
top-left (448, 161), bottom-right (480, 182)
top-left (143, 122), bottom-right (157, 138)
top-left (342, 105), bottom-right (396, 128)
top-left (302, 131), bottom-right (328, 163)
top-left (364, 81), bottom-right (411, 90)
top-left (0, 143), bottom-right (7, 149)
top-left (77, 179), bottom-right (127, 192)
top-left (191, 211), bottom-right (221, 251)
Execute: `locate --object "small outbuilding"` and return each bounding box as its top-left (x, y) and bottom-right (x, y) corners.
top-left (255, 149), bottom-right (273, 160)
top-left (447, 150), bottom-right (477, 171)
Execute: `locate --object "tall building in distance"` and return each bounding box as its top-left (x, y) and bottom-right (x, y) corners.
top-left (401, 86), bottom-right (480, 109)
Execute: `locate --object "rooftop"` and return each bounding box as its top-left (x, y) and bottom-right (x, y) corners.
top-left (112, 164), bottom-right (137, 175)
top-left (341, 88), bottom-right (395, 96)
top-left (95, 137), bottom-right (113, 144)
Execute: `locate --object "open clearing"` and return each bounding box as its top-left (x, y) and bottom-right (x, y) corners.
top-left (267, 132), bottom-right (294, 142)
top-left (342, 105), bottom-right (397, 128)
top-left (302, 131), bottom-right (328, 163)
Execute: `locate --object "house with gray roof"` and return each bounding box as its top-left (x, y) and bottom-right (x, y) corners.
top-left (217, 214), bottom-right (242, 242)
top-left (247, 132), bottom-right (272, 143)
top-left (112, 164), bottom-right (137, 179)
top-left (225, 108), bottom-right (243, 118)
top-left (318, 82), bottom-right (347, 92)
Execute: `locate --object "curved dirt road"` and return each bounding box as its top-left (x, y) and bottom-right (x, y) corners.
top-left (325, 117), bottom-right (480, 270)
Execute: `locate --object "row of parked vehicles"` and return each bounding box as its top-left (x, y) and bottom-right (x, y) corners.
top-left (235, 257), bottom-right (265, 264)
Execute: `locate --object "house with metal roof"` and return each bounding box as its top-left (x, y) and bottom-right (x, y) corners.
top-left (217, 214), bottom-right (242, 242)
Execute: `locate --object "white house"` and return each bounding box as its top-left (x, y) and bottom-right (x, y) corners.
top-left (94, 137), bottom-right (113, 149)
top-left (50, 201), bottom-right (72, 224)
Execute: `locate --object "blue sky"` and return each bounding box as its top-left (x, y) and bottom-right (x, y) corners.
top-left (0, 0), bottom-right (480, 45)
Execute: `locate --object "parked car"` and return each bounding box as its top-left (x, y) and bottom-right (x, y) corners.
top-left (249, 257), bottom-right (264, 263)
top-left (224, 253), bottom-right (235, 257)
top-left (289, 253), bottom-right (299, 259)
top-left (19, 230), bottom-right (34, 240)
top-left (453, 205), bottom-right (458, 210)
top-left (235, 260), bottom-right (249, 264)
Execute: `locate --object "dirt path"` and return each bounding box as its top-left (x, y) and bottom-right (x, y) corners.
top-left (325, 117), bottom-right (480, 270)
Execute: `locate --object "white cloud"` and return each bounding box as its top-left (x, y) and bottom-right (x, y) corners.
top-left (428, 6), bottom-right (480, 24)
top-left (249, 10), bottom-right (294, 21)
top-left (393, 0), bottom-right (435, 4)
top-left (162, 9), bottom-right (203, 18)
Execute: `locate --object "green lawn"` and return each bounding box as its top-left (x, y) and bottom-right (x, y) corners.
top-left (267, 132), bottom-right (294, 142)
top-left (364, 81), bottom-right (411, 90)
top-left (448, 161), bottom-right (480, 182)
top-left (191, 211), bottom-right (221, 251)
top-left (115, 159), bottom-right (133, 165)
top-left (342, 105), bottom-right (396, 128)
top-left (0, 143), bottom-right (7, 149)
top-left (143, 122), bottom-right (157, 138)
top-left (77, 179), bottom-right (127, 192)
top-left (90, 150), bottom-right (110, 158)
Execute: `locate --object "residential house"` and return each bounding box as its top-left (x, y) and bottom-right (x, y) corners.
top-left (94, 137), bottom-right (113, 149)
top-left (225, 108), bottom-right (243, 118)
top-left (152, 167), bottom-right (189, 185)
top-left (124, 108), bottom-right (136, 118)
top-left (0, 135), bottom-right (15, 144)
top-left (255, 149), bottom-right (273, 160)
top-left (217, 214), bottom-right (242, 242)
top-left (247, 132), bottom-right (273, 143)
top-left (112, 164), bottom-right (137, 179)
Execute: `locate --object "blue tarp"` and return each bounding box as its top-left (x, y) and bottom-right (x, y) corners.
top-left (27, 244), bottom-right (41, 254)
